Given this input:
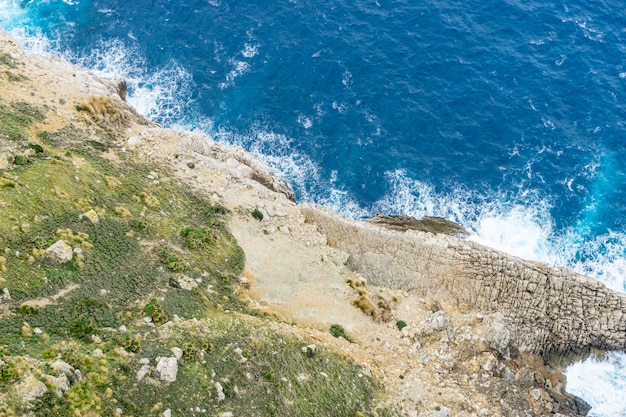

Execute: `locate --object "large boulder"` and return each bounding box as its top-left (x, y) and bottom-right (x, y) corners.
top-left (45, 240), bottom-right (73, 264)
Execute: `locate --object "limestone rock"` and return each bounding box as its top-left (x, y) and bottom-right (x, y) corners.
top-left (302, 203), bottom-right (626, 356)
top-left (170, 274), bottom-right (198, 290)
top-left (215, 381), bottom-right (225, 401)
top-left (156, 357), bottom-right (178, 382)
top-left (483, 313), bottom-right (510, 359)
top-left (366, 214), bottom-right (469, 238)
top-left (171, 347), bottom-right (183, 360)
top-left (50, 359), bottom-right (74, 375)
top-left (16, 375), bottom-right (48, 402)
top-left (136, 364), bottom-right (151, 381)
top-left (176, 131), bottom-right (295, 201)
top-left (79, 209), bottom-right (99, 224)
top-left (427, 311), bottom-right (448, 332)
top-left (45, 240), bottom-right (73, 264)
top-left (45, 373), bottom-right (70, 396)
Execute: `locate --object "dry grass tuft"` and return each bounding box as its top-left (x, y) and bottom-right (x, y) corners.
top-left (76, 95), bottom-right (133, 131)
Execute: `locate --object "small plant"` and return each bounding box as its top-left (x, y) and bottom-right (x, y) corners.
top-left (143, 298), bottom-right (168, 325)
top-left (264, 370), bottom-right (276, 382)
top-left (207, 205), bottom-right (228, 215)
top-left (251, 208), bottom-right (264, 221)
top-left (181, 226), bottom-right (217, 249)
top-left (19, 305), bottom-right (39, 315)
top-left (121, 334), bottom-right (141, 353)
top-left (396, 320), bottom-right (407, 331)
top-left (28, 143), bottom-right (44, 154)
top-left (330, 324), bottom-right (353, 342)
top-left (69, 316), bottom-right (96, 342)
top-left (0, 178), bottom-right (16, 188)
top-left (7, 154), bottom-right (28, 165)
top-left (0, 360), bottom-right (17, 384)
top-left (130, 219), bottom-right (148, 231)
top-left (160, 249), bottom-right (186, 272)
top-left (182, 342), bottom-right (199, 360)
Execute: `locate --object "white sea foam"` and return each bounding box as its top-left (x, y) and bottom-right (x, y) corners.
top-left (219, 59), bottom-right (250, 89)
top-left (566, 352), bottom-right (626, 417)
top-left (6, 27), bottom-right (194, 127)
top-left (241, 43), bottom-right (259, 58)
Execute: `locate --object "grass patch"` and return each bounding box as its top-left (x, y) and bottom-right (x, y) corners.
top-left (0, 99), bottom-right (44, 141)
top-left (0, 124), bottom-right (386, 416)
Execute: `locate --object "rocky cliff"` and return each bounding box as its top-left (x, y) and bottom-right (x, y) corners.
top-left (0, 28), bottom-right (623, 417)
top-left (302, 204), bottom-right (626, 357)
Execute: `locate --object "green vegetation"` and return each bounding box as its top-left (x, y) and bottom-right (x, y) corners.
top-left (330, 324), bottom-right (353, 342)
top-left (396, 320), bottom-right (407, 331)
top-left (251, 207), bottom-right (264, 221)
top-left (0, 99), bottom-right (44, 141)
top-left (0, 113), bottom-right (383, 415)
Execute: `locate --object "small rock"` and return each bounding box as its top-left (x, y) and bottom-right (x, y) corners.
top-left (45, 373), bottom-right (70, 396)
top-left (302, 344), bottom-right (316, 357)
top-left (156, 357), bottom-right (178, 382)
top-left (136, 364), bottom-right (151, 381)
top-left (219, 413), bottom-right (233, 417)
top-left (279, 225), bottom-right (290, 234)
top-left (16, 375), bottom-right (48, 402)
top-left (215, 381), bottom-right (225, 401)
top-left (51, 360), bottom-right (74, 375)
top-left (483, 312), bottom-right (511, 359)
top-left (93, 349), bottom-right (103, 357)
top-left (1, 288), bottom-right (10, 301)
top-left (171, 347), bottom-right (183, 360)
top-left (118, 325), bottom-right (127, 332)
top-left (162, 409), bottom-right (172, 417)
top-left (139, 358), bottom-right (150, 365)
top-left (33, 327), bottom-right (43, 335)
top-left (170, 274), bottom-right (198, 290)
top-left (531, 388), bottom-right (542, 400)
top-left (127, 136), bottom-right (140, 146)
top-left (79, 209), bottom-right (99, 224)
top-left (428, 310), bottom-right (449, 332)
top-left (45, 240), bottom-right (74, 263)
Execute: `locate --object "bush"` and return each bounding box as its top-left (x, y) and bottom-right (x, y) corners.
top-left (330, 324), bottom-right (352, 342)
top-left (251, 208), bottom-right (264, 221)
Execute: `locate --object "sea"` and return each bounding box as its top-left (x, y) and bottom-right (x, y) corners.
top-left (1, 0), bottom-right (625, 414)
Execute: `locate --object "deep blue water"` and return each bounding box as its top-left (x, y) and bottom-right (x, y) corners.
top-left (2, 0), bottom-right (626, 414)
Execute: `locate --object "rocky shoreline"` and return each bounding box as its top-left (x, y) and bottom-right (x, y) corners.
top-left (0, 29), bottom-right (623, 416)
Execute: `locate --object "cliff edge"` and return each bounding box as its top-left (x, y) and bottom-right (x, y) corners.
top-left (0, 29), bottom-right (623, 417)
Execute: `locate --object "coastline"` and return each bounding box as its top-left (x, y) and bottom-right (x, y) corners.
top-left (0, 28), bottom-right (623, 416)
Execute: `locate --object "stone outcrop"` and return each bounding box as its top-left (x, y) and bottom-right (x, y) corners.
top-left (366, 213), bottom-right (469, 237)
top-left (302, 203), bottom-right (626, 356)
top-left (174, 130), bottom-right (295, 201)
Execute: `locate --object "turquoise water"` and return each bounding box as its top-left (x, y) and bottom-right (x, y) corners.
top-left (1, 0), bottom-right (626, 414)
